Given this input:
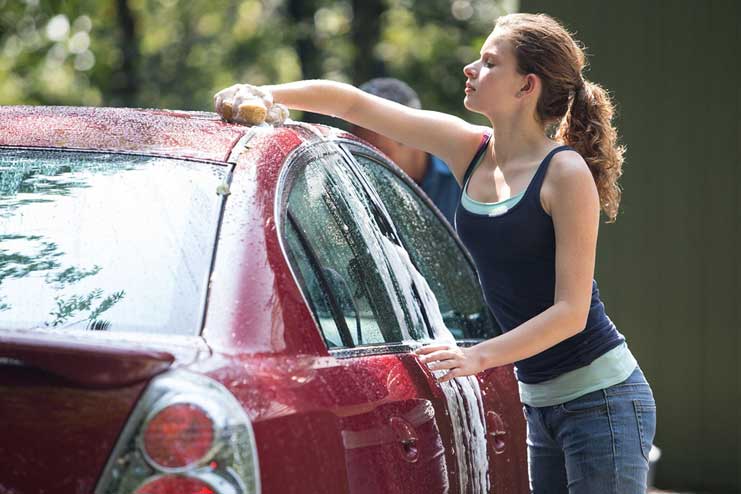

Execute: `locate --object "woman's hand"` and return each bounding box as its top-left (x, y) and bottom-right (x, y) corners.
top-left (415, 343), bottom-right (487, 383)
top-left (213, 84), bottom-right (288, 126)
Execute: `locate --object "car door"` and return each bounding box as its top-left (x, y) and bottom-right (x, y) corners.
top-left (278, 141), bottom-right (460, 494)
top-left (342, 141), bottom-right (530, 494)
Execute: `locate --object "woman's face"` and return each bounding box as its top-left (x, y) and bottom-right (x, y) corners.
top-left (463, 28), bottom-right (525, 117)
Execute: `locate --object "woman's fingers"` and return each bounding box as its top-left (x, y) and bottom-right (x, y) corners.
top-left (416, 345), bottom-right (483, 382)
top-left (438, 369), bottom-right (461, 383)
top-left (426, 359), bottom-right (459, 371)
top-left (250, 84), bottom-right (273, 105)
top-left (415, 344), bottom-right (453, 355)
top-left (235, 84), bottom-right (273, 108)
top-left (418, 349), bottom-right (459, 364)
top-left (265, 103), bottom-right (289, 124)
top-left (214, 87), bottom-right (237, 120)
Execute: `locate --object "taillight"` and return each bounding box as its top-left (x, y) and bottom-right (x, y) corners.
top-left (95, 371), bottom-right (260, 494)
top-left (134, 475), bottom-right (216, 494)
top-left (142, 403), bottom-right (215, 469)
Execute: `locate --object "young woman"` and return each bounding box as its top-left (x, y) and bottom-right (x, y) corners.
top-left (214, 13), bottom-right (656, 493)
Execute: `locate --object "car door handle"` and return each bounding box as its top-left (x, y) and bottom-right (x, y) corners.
top-left (486, 411), bottom-right (507, 454)
top-left (389, 416), bottom-right (419, 463)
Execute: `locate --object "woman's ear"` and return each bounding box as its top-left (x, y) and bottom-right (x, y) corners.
top-left (517, 74), bottom-right (538, 97)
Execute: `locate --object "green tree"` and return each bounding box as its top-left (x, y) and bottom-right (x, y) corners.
top-left (0, 0), bottom-right (513, 119)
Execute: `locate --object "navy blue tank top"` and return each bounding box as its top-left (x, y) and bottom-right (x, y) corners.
top-left (455, 133), bottom-right (624, 384)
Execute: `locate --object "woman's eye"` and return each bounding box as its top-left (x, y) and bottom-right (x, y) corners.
top-left (484, 61), bottom-right (495, 68)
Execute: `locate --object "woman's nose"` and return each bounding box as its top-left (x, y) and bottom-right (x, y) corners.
top-left (463, 62), bottom-right (477, 79)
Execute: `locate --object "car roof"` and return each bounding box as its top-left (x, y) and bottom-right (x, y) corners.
top-left (0, 106), bottom-right (251, 163)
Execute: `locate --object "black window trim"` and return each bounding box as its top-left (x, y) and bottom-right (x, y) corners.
top-left (285, 209), bottom-right (356, 348)
top-left (329, 338), bottom-right (483, 359)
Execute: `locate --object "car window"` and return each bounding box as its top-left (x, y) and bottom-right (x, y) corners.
top-left (283, 215), bottom-right (356, 348)
top-left (349, 149), bottom-right (501, 340)
top-left (282, 146), bottom-right (432, 348)
top-left (0, 149), bottom-right (226, 335)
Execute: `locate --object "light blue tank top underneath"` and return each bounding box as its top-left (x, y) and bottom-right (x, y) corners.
top-left (460, 156), bottom-right (526, 216)
top-left (461, 144), bottom-right (637, 406)
top-left (519, 342), bottom-right (637, 407)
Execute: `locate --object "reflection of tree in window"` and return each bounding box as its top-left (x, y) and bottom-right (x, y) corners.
top-left (0, 234), bottom-right (125, 328)
top-left (1, 149), bottom-right (223, 335)
top-left (46, 265), bottom-right (102, 287)
top-left (1, 153), bottom-right (134, 219)
top-left (50, 289), bottom-right (125, 329)
top-left (0, 152), bottom-right (132, 326)
top-left (0, 235), bottom-right (62, 314)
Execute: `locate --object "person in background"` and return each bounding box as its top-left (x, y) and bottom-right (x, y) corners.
top-left (351, 78), bottom-right (461, 226)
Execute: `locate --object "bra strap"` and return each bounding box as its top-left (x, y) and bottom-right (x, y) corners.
top-left (461, 131), bottom-right (492, 187)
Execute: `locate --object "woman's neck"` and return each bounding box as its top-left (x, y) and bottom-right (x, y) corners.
top-left (488, 113), bottom-right (554, 169)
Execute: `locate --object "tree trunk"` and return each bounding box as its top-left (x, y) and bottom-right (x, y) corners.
top-left (114, 0), bottom-right (139, 106)
top-left (287, 0), bottom-right (334, 123)
top-left (351, 0), bottom-right (385, 85)
top-left (287, 0), bottom-right (322, 79)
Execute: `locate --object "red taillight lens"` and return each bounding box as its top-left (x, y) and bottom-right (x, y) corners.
top-left (142, 403), bottom-right (214, 469)
top-left (135, 475), bottom-right (215, 494)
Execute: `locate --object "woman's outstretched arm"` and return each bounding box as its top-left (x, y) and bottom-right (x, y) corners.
top-left (215, 80), bottom-right (487, 184)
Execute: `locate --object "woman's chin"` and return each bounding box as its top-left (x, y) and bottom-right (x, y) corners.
top-left (463, 96), bottom-right (481, 113)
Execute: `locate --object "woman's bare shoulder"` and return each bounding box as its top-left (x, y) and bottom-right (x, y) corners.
top-left (550, 148), bottom-right (590, 175)
top-left (541, 148), bottom-right (598, 214)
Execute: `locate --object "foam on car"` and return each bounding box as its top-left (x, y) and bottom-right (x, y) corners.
top-left (326, 152), bottom-right (491, 491)
top-left (381, 238), bottom-right (491, 493)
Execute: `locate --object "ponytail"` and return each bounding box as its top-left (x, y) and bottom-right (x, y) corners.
top-left (555, 80), bottom-right (625, 222)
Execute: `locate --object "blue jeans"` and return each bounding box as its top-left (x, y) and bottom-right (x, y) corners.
top-left (524, 366), bottom-right (657, 494)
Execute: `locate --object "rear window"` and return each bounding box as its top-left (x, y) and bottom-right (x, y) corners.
top-left (0, 149), bottom-right (227, 335)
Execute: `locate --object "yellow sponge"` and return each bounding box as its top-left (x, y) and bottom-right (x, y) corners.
top-left (221, 98), bottom-right (268, 125)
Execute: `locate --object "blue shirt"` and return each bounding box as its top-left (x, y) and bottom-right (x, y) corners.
top-left (420, 155), bottom-right (460, 226)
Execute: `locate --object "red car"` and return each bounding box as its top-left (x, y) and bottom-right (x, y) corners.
top-left (0, 106), bottom-right (528, 494)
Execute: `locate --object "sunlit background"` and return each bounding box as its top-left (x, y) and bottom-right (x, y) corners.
top-left (0, 0), bottom-right (517, 118)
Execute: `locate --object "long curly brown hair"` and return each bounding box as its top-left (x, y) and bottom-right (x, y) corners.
top-left (495, 13), bottom-right (625, 222)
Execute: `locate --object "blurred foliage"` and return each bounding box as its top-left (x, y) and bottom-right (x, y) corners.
top-left (0, 0), bottom-right (516, 120)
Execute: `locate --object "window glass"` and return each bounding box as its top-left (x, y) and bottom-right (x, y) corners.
top-left (0, 149), bottom-right (226, 335)
top-left (283, 215), bottom-right (354, 348)
top-left (351, 151), bottom-right (500, 340)
top-left (284, 149), bottom-right (429, 347)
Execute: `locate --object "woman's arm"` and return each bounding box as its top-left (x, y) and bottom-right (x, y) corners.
top-left (215, 80), bottom-right (486, 184)
top-left (416, 150), bottom-right (600, 381)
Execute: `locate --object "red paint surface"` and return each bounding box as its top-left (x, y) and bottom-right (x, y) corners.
top-left (0, 331), bottom-right (174, 388)
top-left (479, 366), bottom-right (531, 493)
top-left (0, 367), bottom-right (148, 493)
top-left (197, 352), bottom-right (454, 493)
top-left (202, 127), bottom-right (327, 356)
top-left (0, 106), bottom-right (247, 162)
